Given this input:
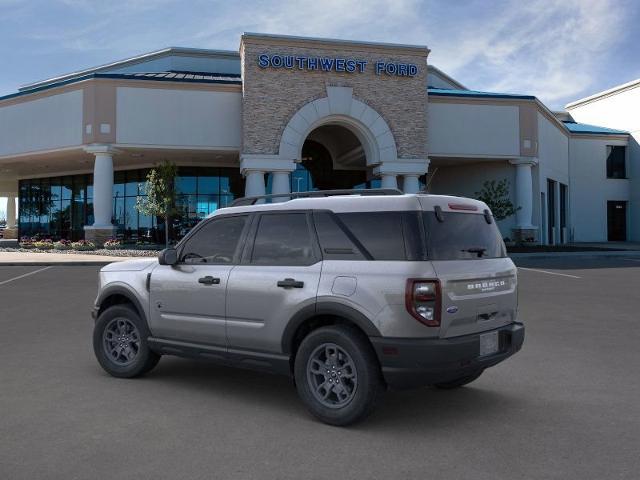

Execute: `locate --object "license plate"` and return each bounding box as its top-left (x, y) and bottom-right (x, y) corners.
top-left (479, 331), bottom-right (499, 357)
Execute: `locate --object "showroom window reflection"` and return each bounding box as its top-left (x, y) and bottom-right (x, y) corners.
top-left (18, 167), bottom-right (244, 243)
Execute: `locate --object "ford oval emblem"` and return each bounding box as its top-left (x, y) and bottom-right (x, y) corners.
top-left (446, 306), bottom-right (459, 314)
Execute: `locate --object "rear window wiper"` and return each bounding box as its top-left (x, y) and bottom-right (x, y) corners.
top-left (461, 247), bottom-right (487, 257)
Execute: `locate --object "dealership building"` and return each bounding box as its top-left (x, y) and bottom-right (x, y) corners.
top-left (0, 33), bottom-right (637, 245)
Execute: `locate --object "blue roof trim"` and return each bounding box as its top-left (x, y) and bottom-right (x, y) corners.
top-left (0, 72), bottom-right (242, 102)
top-left (428, 87), bottom-right (536, 100)
top-left (562, 121), bottom-right (628, 135)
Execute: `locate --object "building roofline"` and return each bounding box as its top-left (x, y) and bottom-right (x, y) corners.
top-left (19, 47), bottom-right (240, 92)
top-left (562, 120), bottom-right (628, 135)
top-left (427, 65), bottom-right (467, 90)
top-left (1, 72), bottom-right (241, 104)
top-left (565, 78), bottom-right (640, 109)
top-left (240, 32), bottom-right (430, 55)
top-left (428, 88), bottom-right (535, 100)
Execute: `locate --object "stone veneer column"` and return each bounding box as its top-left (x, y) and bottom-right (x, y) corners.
top-left (84, 145), bottom-right (117, 246)
top-left (509, 157), bottom-right (539, 242)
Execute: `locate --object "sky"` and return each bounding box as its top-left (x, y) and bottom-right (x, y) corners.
top-left (1, 0), bottom-right (640, 218)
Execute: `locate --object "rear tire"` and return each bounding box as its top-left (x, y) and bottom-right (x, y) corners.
top-left (93, 304), bottom-right (160, 378)
top-left (433, 370), bottom-right (483, 389)
top-left (294, 325), bottom-right (383, 426)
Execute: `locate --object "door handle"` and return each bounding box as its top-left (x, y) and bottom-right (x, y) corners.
top-left (277, 278), bottom-right (304, 288)
top-left (198, 276), bottom-right (220, 285)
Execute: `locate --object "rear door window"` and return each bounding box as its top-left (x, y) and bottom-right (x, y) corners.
top-left (251, 213), bottom-right (317, 266)
top-left (424, 212), bottom-right (506, 260)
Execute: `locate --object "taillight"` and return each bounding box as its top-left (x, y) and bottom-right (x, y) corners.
top-left (405, 279), bottom-right (441, 327)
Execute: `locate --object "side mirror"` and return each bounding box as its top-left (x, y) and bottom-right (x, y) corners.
top-left (158, 248), bottom-right (178, 266)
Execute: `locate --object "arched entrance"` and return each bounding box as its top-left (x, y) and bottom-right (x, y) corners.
top-left (299, 123), bottom-right (383, 191)
top-left (244, 86), bottom-right (428, 198)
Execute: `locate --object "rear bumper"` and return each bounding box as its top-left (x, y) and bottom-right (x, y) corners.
top-left (370, 323), bottom-right (525, 390)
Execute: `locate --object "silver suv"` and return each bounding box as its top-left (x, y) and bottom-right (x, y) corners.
top-left (92, 189), bottom-right (524, 425)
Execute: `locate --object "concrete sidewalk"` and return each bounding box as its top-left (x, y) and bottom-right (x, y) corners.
top-left (0, 251), bottom-right (150, 266)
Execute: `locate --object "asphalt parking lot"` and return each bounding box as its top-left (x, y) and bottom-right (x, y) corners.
top-left (1, 257), bottom-right (639, 479)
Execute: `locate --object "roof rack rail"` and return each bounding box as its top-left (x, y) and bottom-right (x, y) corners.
top-left (229, 188), bottom-right (403, 207)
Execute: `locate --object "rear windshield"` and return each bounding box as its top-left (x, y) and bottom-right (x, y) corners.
top-left (423, 212), bottom-right (506, 260)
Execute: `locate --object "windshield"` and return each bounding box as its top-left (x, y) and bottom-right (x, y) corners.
top-left (423, 211), bottom-right (506, 260)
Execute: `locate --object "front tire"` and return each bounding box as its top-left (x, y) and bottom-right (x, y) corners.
top-left (93, 304), bottom-right (160, 378)
top-left (294, 325), bottom-right (383, 426)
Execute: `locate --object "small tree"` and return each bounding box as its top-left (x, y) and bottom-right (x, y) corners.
top-left (474, 179), bottom-right (520, 222)
top-left (136, 161), bottom-right (178, 248)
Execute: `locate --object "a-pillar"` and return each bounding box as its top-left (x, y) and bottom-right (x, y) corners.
top-left (84, 145), bottom-right (117, 246)
top-left (509, 157), bottom-right (538, 243)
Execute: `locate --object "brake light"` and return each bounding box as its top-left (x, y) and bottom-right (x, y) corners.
top-left (448, 203), bottom-right (478, 211)
top-left (405, 279), bottom-right (441, 327)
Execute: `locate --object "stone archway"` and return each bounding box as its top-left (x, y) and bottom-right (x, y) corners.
top-left (278, 86), bottom-right (398, 167)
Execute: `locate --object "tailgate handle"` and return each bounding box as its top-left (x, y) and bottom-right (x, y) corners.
top-left (277, 278), bottom-right (304, 288)
top-left (198, 276), bottom-right (220, 285)
top-left (478, 311), bottom-right (498, 321)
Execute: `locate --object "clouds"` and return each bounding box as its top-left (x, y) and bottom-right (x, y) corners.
top-left (0, 0), bottom-right (637, 108)
top-left (428, 0), bottom-right (632, 107)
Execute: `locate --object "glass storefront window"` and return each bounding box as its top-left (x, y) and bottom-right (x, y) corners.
top-left (18, 166), bottom-right (244, 243)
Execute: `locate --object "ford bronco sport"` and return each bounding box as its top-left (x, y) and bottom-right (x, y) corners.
top-left (92, 189), bottom-right (524, 426)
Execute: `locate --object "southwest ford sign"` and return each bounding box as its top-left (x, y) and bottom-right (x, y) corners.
top-left (257, 54), bottom-right (418, 77)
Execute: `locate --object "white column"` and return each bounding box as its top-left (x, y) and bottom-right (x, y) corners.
top-left (244, 170), bottom-right (266, 197)
top-left (91, 151), bottom-right (115, 227)
top-left (271, 171), bottom-right (290, 202)
top-left (402, 174), bottom-right (421, 194)
top-left (510, 158), bottom-right (537, 229)
top-left (380, 174), bottom-right (398, 190)
top-left (6, 195), bottom-right (16, 229)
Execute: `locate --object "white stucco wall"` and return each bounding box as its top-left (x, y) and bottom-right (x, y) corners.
top-left (536, 113), bottom-right (570, 243)
top-left (428, 161), bottom-right (517, 238)
top-left (567, 85), bottom-right (639, 241)
top-left (428, 102), bottom-right (520, 157)
top-left (116, 87), bottom-right (242, 149)
top-left (568, 137), bottom-right (630, 242)
top-left (0, 90), bottom-right (83, 157)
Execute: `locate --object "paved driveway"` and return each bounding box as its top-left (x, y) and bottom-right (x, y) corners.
top-left (0, 258), bottom-right (639, 479)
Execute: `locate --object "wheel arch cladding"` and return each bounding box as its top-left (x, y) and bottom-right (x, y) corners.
top-left (282, 302), bottom-right (382, 357)
top-left (97, 286), bottom-right (146, 325)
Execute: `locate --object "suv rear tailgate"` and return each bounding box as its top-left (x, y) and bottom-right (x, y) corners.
top-left (432, 258), bottom-right (517, 338)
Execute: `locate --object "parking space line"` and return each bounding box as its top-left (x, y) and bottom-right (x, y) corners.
top-left (518, 267), bottom-right (581, 279)
top-left (0, 266), bottom-right (52, 287)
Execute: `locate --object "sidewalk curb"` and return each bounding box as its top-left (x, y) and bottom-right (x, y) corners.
top-left (0, 261), bottom-right (116, 266)
top-left (510, 251), bottom-right (640, 259)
